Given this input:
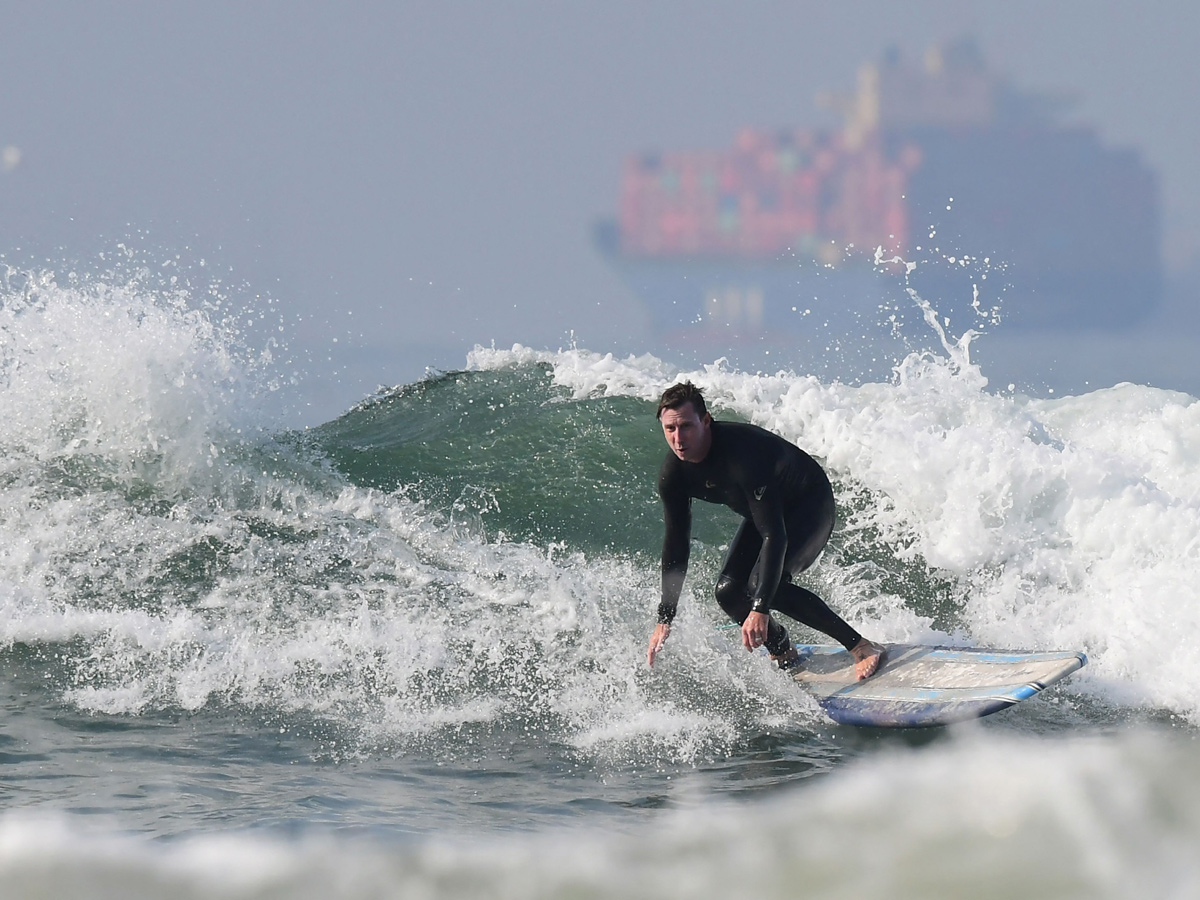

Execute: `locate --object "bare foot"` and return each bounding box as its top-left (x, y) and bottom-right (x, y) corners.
top-left (850, 639), bottom-right (886, 680)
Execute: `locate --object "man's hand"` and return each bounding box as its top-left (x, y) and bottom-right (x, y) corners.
top-left (741, 611), bottom-right (769, 651)
top-left (647, 623), bottom-right (671, 667)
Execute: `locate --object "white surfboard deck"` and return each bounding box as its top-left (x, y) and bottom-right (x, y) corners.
top-left (790, 643), bottom-right (1087, 727)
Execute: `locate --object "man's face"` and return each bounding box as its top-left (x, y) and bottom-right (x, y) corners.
top-left (660, 402), bottom-right (712, 463)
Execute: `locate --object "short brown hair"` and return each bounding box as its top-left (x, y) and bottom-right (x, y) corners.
top-left (656, 381), bottom-right (708, 420)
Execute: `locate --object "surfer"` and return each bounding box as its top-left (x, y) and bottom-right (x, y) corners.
top-left (646, 382), bottom-right (885, 680)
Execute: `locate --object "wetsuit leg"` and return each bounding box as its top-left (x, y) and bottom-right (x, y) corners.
top-left (714, 520), bottom-right (793, 656)
top-left (783, 485), bottom-right (837, 575)
top-left (767, 486), bottom-right (862, 651)
top-left (770, 575), bottom-right (861, 651)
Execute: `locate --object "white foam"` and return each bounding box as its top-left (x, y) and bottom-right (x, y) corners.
top-left (2, 728), bottom-right (1197, 898)
top-left (1, 285), bottom-right (788, 751)
top-left (472, 344), bottom-right (1200, 721)
top-left (6, 267), bottom-right (1200, 750)
top-left (0, 266), bottom-right (270, 490)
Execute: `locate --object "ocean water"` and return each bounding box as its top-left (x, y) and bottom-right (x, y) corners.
top-left (2, 266), bottom-right (1199, 899)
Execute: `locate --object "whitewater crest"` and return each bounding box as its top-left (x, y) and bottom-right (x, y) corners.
top-left (0, 274), bottom-right (816, 756)
top-left (4, 261), bottom-right (1200, 744)
top-left (471, 343), bottom-right (1200, 722)
top-left (0, 263), bottom-right (280, 488)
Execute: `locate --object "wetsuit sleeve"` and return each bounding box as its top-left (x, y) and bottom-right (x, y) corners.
top-left (658, 467), bottom-right (691, 624)
top-left (746, 488), bottom-right (788, 615)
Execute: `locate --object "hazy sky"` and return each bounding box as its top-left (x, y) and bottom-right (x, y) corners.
top-left (3, 1), bottom-right (1199, 421)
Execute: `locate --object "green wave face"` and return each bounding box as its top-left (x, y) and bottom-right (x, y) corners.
top-left (314, 364), bottom-right (740, 559)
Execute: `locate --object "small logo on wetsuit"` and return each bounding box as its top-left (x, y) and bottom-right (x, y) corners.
top-left (754, 485), bottom-right (767, 500)
top-left (705, 480), bottom-right (718, 489)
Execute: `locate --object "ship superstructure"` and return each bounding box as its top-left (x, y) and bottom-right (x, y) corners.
top-left (597, 39), bottom-right (1160, 339)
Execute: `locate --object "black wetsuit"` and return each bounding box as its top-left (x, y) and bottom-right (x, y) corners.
top-left (657, 420), bottom-right (861, 655)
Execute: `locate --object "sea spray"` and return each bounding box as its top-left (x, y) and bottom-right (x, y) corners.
top-left (4, 262), bottom-right (1198, 769)
top-left (4, 267), bottom-right (1200, 865)
top-left (469, 344), bottom-right (1200, 722)
top-left (1, 273), bottom-right (823, 758)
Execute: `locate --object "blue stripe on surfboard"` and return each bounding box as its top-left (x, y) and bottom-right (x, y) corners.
top-left (810, 680), bottom-right (1055, 704)
top-left (820, 696), bottom-right (1021, 727)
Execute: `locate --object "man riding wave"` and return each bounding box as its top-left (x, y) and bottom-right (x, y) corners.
top-left (646, 382), bottom-right (884, 680)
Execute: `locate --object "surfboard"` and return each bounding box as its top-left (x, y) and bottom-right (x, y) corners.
top-left (789, 643), bottom-right (1087, 727)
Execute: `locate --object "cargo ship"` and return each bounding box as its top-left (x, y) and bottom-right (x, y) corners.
top-left (596, 39), bottom-right (1161, 348)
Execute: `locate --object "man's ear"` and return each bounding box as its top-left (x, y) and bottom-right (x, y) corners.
top-left (703, 413), bottom-right (712, 425)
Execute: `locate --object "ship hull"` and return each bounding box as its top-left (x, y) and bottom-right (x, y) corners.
top-left (599, 228), bottom-right (1160, 345)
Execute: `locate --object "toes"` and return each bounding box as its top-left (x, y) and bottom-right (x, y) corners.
top-left (855, 650), bottom-right (883, 680)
